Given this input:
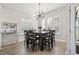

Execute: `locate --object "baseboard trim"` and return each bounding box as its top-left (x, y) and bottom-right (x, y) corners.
top-left (2, 41), bottom-right (18, 46)
top-left (55, 39), bottom-right (65, 42)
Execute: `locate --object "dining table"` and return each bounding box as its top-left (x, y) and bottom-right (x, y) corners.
top-left (33, 30), bottom-right (50, 51)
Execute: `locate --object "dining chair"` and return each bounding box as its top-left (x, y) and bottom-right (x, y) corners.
top-left (49, 30), bottom-right (53, 48)
top-left (51, 30), bottom-right (56, 46)
top-left (42, 33), bottom-right (51, 51)
top-left (24, 30), bottom-right (33, 48)
top-left (26, 31), bottom-right (34, 48)
top-left (24, 30), bottom-right (28, 47)
top-left (31, 33), bottom-right (40, 51)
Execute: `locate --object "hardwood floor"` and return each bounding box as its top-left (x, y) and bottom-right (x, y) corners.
top-left (0, 41), bottom-right (65, 55)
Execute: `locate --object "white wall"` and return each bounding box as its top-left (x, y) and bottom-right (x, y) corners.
top-left (0, 5), bottom-right (30, 47)
top-left (47, 6), bottom-right (68, 42)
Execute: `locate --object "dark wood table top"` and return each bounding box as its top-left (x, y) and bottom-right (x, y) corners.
top-left (33, 31), bottom-right (50, 34)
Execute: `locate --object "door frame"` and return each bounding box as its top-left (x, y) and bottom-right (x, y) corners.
top-left (66, 3), bottom-right (79, 55)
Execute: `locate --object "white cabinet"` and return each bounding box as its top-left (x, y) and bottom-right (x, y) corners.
top-left (1, 22), bottom-right (17, 33)
top-left (2, 33), bottom-right (18, 45)
top-left (1, 22), bottom-right (17, 46)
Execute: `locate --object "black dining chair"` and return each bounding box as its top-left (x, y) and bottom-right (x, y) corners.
top-left (42, 33), bottom-right (51, 51)
top-left (27, 30), bottom-right (36, 48)
top-left (51, 30), bottom-right (56, 46)
top-left (24, 30), bottom-right (33, 48)
top-left (48, 30), bottom-right (53, 48)
top-left (31, 33), bottom-right (40, 51)
top-left (24, 30), bottom-right (40, 51)
top-left (24, 30), bottom-right (28, 47)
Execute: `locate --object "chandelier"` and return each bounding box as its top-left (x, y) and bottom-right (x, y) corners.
top-left (33, 3), bottom-right (47, 32)
top-left (34, 3), bottom-right (46, 19)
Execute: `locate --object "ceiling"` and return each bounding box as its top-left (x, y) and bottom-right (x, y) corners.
top-left (2, 3), bottom-right (67, 19)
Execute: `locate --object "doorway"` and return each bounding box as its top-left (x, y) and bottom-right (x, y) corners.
top-left (75, 5), bottom-right (79, 54)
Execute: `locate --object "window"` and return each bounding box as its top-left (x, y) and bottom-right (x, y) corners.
top-left (20, 18), bottom-right (34, 32)
top-left (42, 17), bottom-right (52, 30)
top-left (47, 17), bottom-right (52, 30)
top-left (53, 15), bottom-right (61, 35)
top-left (42, 18), bottom-right (46, 30)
